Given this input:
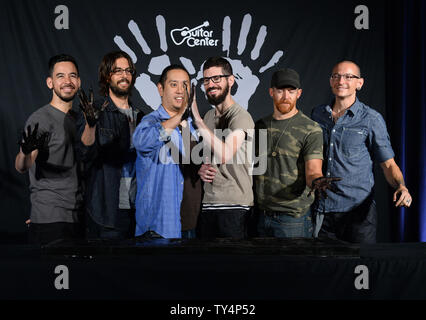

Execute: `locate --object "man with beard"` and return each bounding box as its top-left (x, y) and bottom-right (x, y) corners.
top-left (192, 57), bottom-right (255, 239)
top-left (311, 61), bottom-right (412, 243)
top-left (76, 51), bottom-right (144, 239)
top-left (254, 68), bottom-right (331, 238)
top-left (15, 54), bottom-right (83, 244)
top-left (133, 64), bottom-right (201, 239)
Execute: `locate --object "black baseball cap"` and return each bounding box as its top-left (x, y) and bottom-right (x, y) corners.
top-left (271, 68), bottom-right (301, 89)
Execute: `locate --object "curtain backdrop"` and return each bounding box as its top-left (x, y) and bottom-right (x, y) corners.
top-left (385, 0), bottom-right (426, 242)
top-left (0, 0), bottom-right (424, 242)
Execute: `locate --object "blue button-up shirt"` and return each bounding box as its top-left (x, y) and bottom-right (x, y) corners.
top-left (133, 105), bottom-right (199, 238)
top-left (311, 98), bottom-right (395, 212)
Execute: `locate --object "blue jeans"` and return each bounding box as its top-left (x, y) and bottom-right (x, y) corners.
top-left (257, 209), bottom-right (313, 238)
top-left (181, 229), bottom-right (197, 239)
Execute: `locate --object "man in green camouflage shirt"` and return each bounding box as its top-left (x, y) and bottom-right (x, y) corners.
top-left (255, 68), bottom-right (325, 238)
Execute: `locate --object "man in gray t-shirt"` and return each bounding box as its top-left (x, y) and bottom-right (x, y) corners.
top-left (192, 57), bottom-right (255, 239)
top-left (15, 54), bottom-right (82, 245)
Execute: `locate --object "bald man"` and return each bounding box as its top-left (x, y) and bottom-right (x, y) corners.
top-left (311, 60), bottom-right (412, 243)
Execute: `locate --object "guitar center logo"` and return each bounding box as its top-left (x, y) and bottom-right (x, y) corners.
top-left (170, 21), bottom-right (219, 47)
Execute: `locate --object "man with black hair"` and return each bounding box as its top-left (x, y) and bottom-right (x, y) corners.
top-left (133, 64), bottom-right (201, 239)
top-left (76, 51), bottom-right (144, 240)
top-left (193, 57), bottom-right (255, 239)
top-left (15, 54), bottom-right (83, 244)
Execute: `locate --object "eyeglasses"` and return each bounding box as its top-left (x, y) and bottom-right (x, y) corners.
top-left (111, 68), bottom-right (135, 76)
top-left (201, 74), bottom-right (231, 85)
top-left (330, 73), bottom-right (360, 81)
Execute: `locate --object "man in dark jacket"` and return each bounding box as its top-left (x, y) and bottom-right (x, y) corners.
top-left (76, 51), bottom-right (144, 239)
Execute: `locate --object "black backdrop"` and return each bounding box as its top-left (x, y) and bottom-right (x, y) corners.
top-left (0, 0), bottom-right (404, 240)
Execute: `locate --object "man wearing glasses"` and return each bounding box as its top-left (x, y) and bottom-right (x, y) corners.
top-left (76, 51), bottom-right (144, 239)
top-left (193, 57), bottom-right (255, 239)
top-left (311, 60), bottom-right (412, 243)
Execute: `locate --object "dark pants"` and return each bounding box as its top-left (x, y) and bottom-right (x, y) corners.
top-left (86, 209), bottom-right (135, 240)
top-left (28, 222), bottom-right (82, 245)
top-left (198, 208), bottom-right (250, 239)
top-left (313, 198), bottom-right (377, 244)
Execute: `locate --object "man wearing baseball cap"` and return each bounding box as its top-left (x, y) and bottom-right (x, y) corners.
top-left (254, 68), bottom-right (339, 238)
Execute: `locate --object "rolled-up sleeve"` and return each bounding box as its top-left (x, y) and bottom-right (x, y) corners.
top-left (133, 118), bottom-right (171, 154)
top-left (370, 113), bottom-right (395, 163)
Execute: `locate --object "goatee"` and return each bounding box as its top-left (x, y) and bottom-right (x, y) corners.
top-left (53, 87), bottom-right (76, 102)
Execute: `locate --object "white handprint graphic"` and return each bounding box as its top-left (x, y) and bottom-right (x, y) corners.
top-left (197, 14), bottom-right (284, 109)
top-left (114, 16), bottom-right (197, 110)
top-left (114, 14), bottom-right (284, 111)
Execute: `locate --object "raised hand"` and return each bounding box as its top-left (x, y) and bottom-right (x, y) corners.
top-left (19, 123), bottom-right (48, 155)
top-left (308, 177), bottom-right (342, 199)
top-left (181, 83), bottom-right (195, 121)
top-left (78, 87), bottom-right (108, 127)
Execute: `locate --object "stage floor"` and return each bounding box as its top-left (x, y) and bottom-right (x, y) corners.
top-left (1, 238), bottom-right (426, 301)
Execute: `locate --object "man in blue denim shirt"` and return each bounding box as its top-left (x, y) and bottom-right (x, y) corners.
top-left (133, 65), bottom-right (200, 239)
top-left (77, 51), bottom-right (144, 239)
top-left (311, 61), bottom-right (412, 243)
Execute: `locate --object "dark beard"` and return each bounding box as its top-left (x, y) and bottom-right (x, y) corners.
top-left (53, 87), bottom-right (76, 102)
top-left (206, 83), bottom-right (229, 106)
top-left (110, 80), bottom-right (132, 97)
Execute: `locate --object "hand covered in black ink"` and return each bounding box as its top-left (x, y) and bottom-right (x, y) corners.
top-left (78, 87), bottom-right (108, 127)
top-left (19, 123), bottom-right (48, 155)
top-left (308, 176), bottom-right (342, 199)
top-left (181, 83), bottom-right (195, 121)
